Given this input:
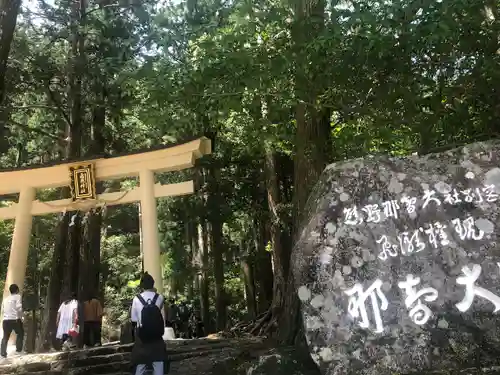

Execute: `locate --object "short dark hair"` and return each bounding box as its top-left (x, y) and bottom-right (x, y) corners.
top-left (9, 284), bottom-right (19, 294)
top-left (87, 292), bottom-right (96, 301)
top-left (140, 272), bottom-right (155, 290)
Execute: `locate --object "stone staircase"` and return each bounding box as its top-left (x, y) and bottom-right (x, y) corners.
top-left (0, 337), bottom-right (271, 375)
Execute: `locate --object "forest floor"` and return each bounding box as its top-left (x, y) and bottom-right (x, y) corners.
top-left (0, 336), bottom-right (321, 375)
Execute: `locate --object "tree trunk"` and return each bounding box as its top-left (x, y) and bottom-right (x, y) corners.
top-left (65, 214), bottom-right (82, 296)
top-left (37, 0), bottom-right (86, 352)
top-left (37, 214), bottom-right (69, 352)
top-left (99, 264), bottom-right (109, 303)
top-left (279, 106), bottom-right (331, 345)
top-left (64, 0), bottom-right (86, 296)
top-left (194, 167), bottom-right (210, 333)
top-left (271, 0), bottom-right (331, 345)
top-left (241, 257), bottom-right (256, 319)
top-left (207, 163), bottom-right (226, 331)
top-left (253, 215), bottom-right (273, 314)
top-left (0, 0), bottom-right (22, 153)
top-left (80, 85), bottom-right (106, 299)
top-left (264, 148), bottom-right (290, 331)
top-left (183, 200), bottom-right (195, 300)
top-left (190, 210), bottom-right (199, 300)
top-left (197, 219), bottom-right (210, 333)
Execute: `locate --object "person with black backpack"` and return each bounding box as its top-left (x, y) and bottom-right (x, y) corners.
top-left (130, 273), bottom-right (168, 375)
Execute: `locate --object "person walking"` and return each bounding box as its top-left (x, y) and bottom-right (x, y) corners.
top-left (130, 272), bottom-right (167, 375)
top-left (165, 299), bottom-right (179, 336)
top-left (1, 284), bottom-right (24, 358)
top-left (56, 293), bottom-right (79, 351)
top-left (83, 294), bottom-right (103, 347)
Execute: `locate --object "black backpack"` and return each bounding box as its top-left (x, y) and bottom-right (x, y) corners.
top-left (137, 293), bottom-right (165, 342)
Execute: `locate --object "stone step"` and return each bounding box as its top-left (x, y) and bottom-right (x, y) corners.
top-left (66, 361), bottom-right (131, 375)
top-left (0, 338), bottom-right (268, 375)
top-left (0, 362), bottom-right (51, 373)
top-left (22, 372), bottom-right (131, 375)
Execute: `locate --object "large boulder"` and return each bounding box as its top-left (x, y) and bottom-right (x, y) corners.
top-left (293, 141), bottom-right (500, 375)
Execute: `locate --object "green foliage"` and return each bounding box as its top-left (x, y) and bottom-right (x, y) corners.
top-left (101, 234), bottom-right (141, 326)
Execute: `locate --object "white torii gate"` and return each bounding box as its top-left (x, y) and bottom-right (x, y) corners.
top-left (0, 137), bottom-right (211, 302)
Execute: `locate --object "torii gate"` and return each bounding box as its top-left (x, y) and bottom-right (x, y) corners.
top-left (0, 137), bottom-right (211, 302)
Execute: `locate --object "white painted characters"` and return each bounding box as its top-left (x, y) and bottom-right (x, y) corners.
top-left (397, 230), bottom-right (426, 255)
top-left (382, 200), bottom-right (400, 219)
top-left (400, 196), bottom-right (417, 214)
top-left (451, 217), bottom-right (484, 241)
top-left (483, 184), bottom-right (499, 202)
top-left (455, 264), bottom-right (500, 313)
top-left (376, 235), bottom-right (398, 260)
top-left (343, 206), bottom-right (363, 225)
top-left (341, 183), bottom-right (497, 226)
top-left (421, 189), bottom-right (442, 209)
top-left (443, 189), bottom-right (462, 205)
top-left (398, 274), bottom-right (438, 325)
top-left (342, 264), bottom-right (500, 333)
top-left (344, 279), bottom-right (389, 333)
top-left (362, 204), bottom-right (382, 223)
top-left (375, 221), bottom-right (449, 262)
top-left (424, 221), bottom-right (450, 248)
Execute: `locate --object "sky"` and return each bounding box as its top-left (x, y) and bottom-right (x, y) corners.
top-left (25, 0), bottom-right (55, 11)
top-left (24, 0), bottom-right (172, 16)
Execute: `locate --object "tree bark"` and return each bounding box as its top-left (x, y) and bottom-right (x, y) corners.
top-left (272, 0), bottom-right (332, 345)
top-left (253, 216), bottom-right (273, 314)
top-left (264, 148), bottom-right (289, 329)
top-left (279, 105), bottom-right (331, 344)
top-left (80, 85), bottom-right (106, 299)
top-left (207, 162), bottom-right (227, 331)
top-left (194, 167), bottom-right (211, 333)
top-left (197, 218), bottom-right (210, 333)
top-left (37, 214), bottom-right (69, 352)
top-left (0, 0), bottom-right (22, 153)
top-left (186, 205), bottom-right (196, 301)
top-left (38, 0), bottom-right (87, 352)
top-left (241, 256), bottom-right (256, 319)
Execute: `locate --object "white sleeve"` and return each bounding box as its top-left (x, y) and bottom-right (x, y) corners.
top-left (131, 297), bottom-right (139, 323)
top-left (156, 295), bottom-right (165, 308)
top-left (157, 295), bottom-right (165, 319)
top-left (15, 295), bottom-right (22, 316)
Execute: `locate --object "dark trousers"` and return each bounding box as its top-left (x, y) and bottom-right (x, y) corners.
top-left (1, 319), bottom-right (23, 356)
top-left (83, 321), bottom-right (101, 346)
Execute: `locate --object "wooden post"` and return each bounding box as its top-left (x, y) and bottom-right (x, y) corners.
top-left (139, 170), bottom-right (163, 294)
top-left (1, 186), bottom-right (35, 345)
top-left (3, 186), bottom-right (35, 300)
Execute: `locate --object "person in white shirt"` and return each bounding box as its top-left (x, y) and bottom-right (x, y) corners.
top-left (56, 293), bottom-right (79, 351)
top-left (130, 273), bottom-right (167, 375)
top-left (1, 284), bottom-right (24, 358)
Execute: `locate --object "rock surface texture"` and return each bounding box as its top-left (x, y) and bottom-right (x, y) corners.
top-left (0, 338), bottom-right (320, 375)
top-left (293, 141), bottom-right (500, 375)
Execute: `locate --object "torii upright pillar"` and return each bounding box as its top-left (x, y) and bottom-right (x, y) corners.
top-left (2, 186), bottom-right (35, 302)
top-left (1, 186), bottom-right (35, 345)
top-left (139, 169), bottom-right (163, 294)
